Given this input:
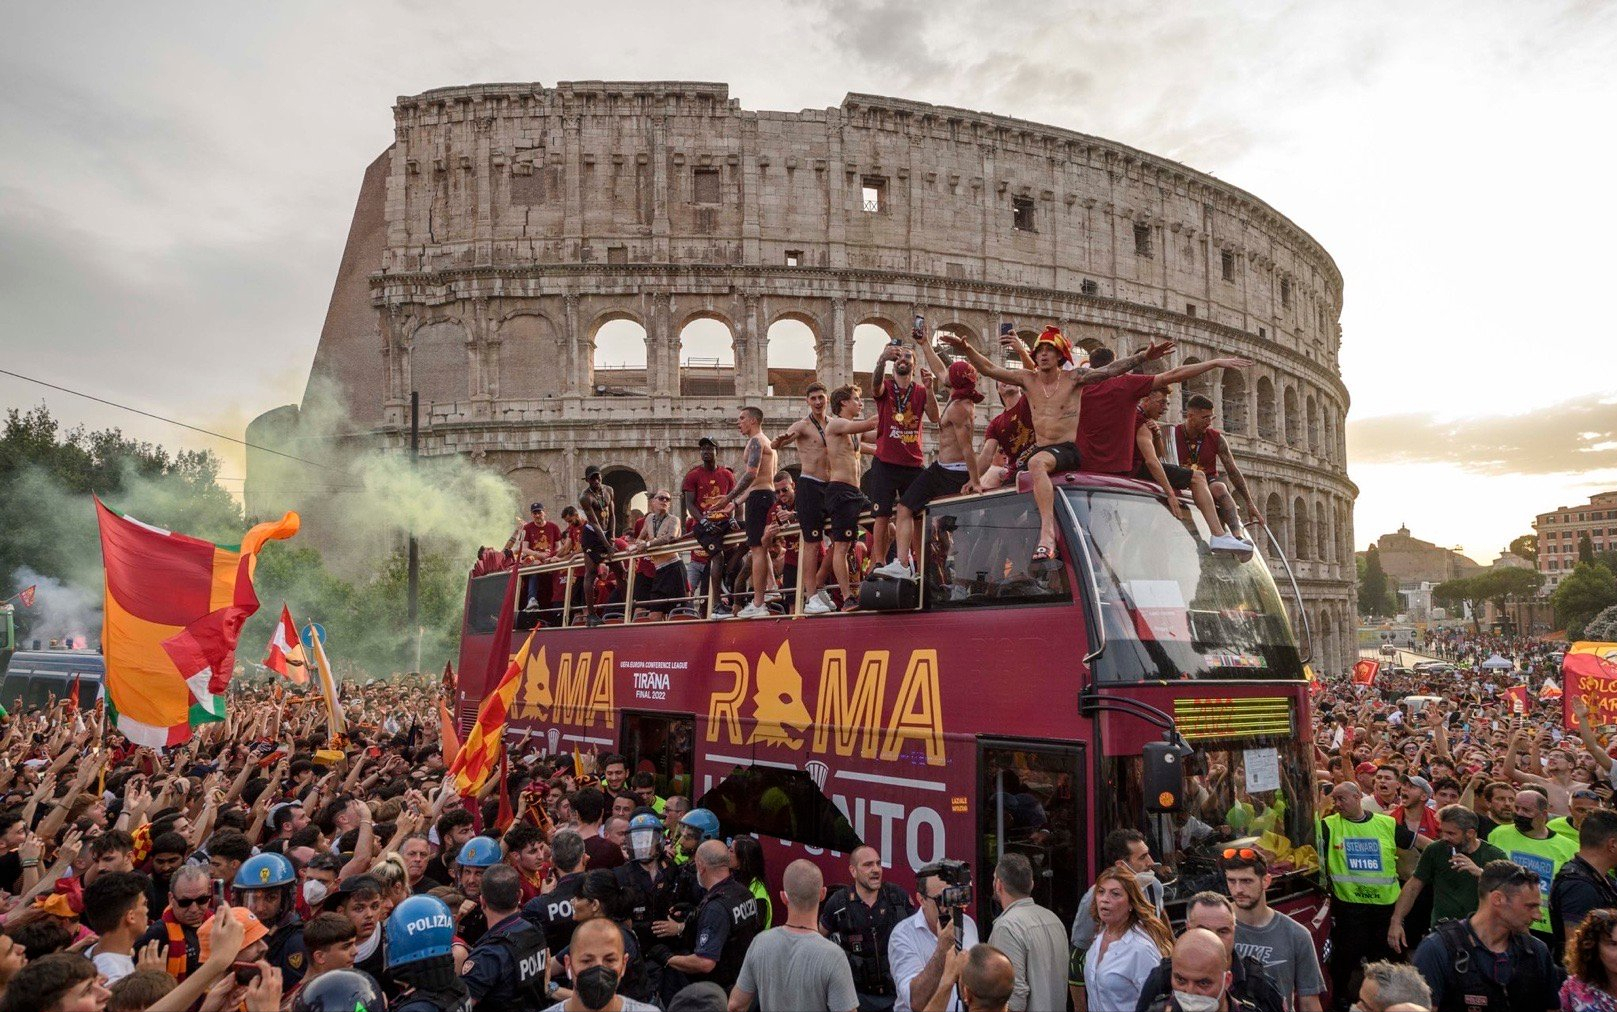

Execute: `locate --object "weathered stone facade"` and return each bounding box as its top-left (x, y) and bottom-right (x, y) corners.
top-left (249, 81), bottom-right (1357, 674)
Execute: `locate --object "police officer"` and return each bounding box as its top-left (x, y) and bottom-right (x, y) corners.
top-left (464, 863), bottom-right (551, 1011)
top-left (820, 845), bottom-right (916, 1012)
top-left (616, 814), bottom-right (678, 967)
top-left (670, 808), bottom-right (720, 910)
top-left (454, 835), bottom-right (502, 946)
top-left (655, 839), bottom-right (763, 1002)
top-left (1322, 781), bottom-right (1425, 1011)
top-left (290, 968), bottom-right (388, 1012)
top-left (523, 829), bottom-right (589, 955)
top-left (235, 852), bottom-right (309, 990)
top-left (385, 894), bottom-right (471, 1012)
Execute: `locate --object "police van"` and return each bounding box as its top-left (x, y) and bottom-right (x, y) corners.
top-left (0, 649), bottom-right (104, 712)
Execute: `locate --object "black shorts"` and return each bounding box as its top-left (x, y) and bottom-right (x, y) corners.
top-left (826, 481), bottom-right (866, 543)
top-left (743, 490), bottom-right (777, 548)
top-left (795, 476), bottom-right (827, 540)
top-left (581, 524), bottom-right (613, 562)
top-left (866, 459), bottom-right (924, 518)
top-left (1026, 442), bottom-right (1082, 473)
top-left (899, 462), bottom-right (969, 514)
top-left (642, 563), bottom-right (688, 612)
top-left (1136, 462), bottom-right (1195, 491)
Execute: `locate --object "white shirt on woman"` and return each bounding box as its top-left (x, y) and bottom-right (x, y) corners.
top-left (1084, 922), bottom-right (1164, 1012)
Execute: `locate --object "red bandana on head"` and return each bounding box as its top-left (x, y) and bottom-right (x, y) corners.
top-left (947, 360), bottom-right (984, 402)
top-left (1031, 326), bottom-right (1074, 366)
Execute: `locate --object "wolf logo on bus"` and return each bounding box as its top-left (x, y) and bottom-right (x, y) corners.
top-left (706, 642), bottom-right (947, 766)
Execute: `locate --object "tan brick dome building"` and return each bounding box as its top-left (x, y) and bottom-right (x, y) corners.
top-left (249, 81), bottom-right (1357, 675)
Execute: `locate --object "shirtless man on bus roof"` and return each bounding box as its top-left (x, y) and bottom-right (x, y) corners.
top-left (772, 382), bottom-right (834, 614)
top-left (816, 384), bottom-right (881, 614)
top-left (715, 406), bottom-right (778, 620)
top-left (939, 327), bottom-right (1174, 563)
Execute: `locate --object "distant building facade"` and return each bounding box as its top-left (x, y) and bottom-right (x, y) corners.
top-left (1536, 491), bottom-right (1617, 592)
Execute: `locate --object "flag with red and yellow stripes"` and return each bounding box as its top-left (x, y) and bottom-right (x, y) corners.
top-left (448, 629), bottom-right (536, 796)
top-left (96, 497), bottom-right (299, 748)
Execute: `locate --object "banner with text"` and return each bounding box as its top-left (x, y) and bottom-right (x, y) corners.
top-left (1562, 642), bottom-right (1617, 729)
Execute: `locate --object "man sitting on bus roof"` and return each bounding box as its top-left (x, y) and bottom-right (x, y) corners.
top-left (938, 328), bottom-right (1173, 566)
top-left (1135, 388), bottom-right (1251, 553)
top-left (1175, 393), bottom-right (1265, 536)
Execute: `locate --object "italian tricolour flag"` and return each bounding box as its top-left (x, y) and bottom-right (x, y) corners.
top-left (96, 498), bottom-right (299, 747)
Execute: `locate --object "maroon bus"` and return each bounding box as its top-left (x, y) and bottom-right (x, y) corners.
top-left (455, 471), bottom-right (1324, 939)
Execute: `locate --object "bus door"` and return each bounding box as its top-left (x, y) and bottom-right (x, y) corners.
top-left (620, 711), bottom-right (696, 805)
top-left (977, 738), bottom-right (1086, 935)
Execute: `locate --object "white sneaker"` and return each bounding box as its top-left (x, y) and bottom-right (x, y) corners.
top-left (873, 560), bottom-right (915, 580)
top-left (763, 589), bottom-right (782, 603)
top-left (523, 597), bottom-right (540, 611)
top-left (1209, 533), bottom-right (1250, 553)
top-left (804, 595), bottom-right (835, 615)
top-left (737, 602), bottom-right (770, 619)
top-left (812, 589), bottom-right (835, 610)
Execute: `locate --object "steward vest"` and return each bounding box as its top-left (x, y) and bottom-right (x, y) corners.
top-left (1324, 811), bottom-right (1399, 904)
top-left (1484, 825), bottom-right (1574, 933)
top-left (1427, 919), bottom-right (1548, 1012)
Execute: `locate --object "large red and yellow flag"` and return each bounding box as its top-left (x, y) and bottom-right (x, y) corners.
top-left (96, 498), bottom-right (299, 747)
top-left (1563, 642), bottom-right (1617, 729)
top-left (448, 629), bottom-right (536, 796)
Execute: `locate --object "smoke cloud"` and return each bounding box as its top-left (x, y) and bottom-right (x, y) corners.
top-left (9, 565), bottom-right (98, 649)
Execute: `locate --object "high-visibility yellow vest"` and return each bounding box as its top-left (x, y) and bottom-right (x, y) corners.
top-left (1324, 811), bottom-right (1399, 905)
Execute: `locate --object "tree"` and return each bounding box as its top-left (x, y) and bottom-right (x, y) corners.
top-left (1359, 546), bottom-right (1396, 618)
top-left (1434, 576), bottom-right (1484, 631)
top-left (0, 405), bottom-right (243, 642)
top-left (1552, 562), bottom-right (1617, 640)
top-left (1508, 534), bottom-right (1538, 563)
top-left (1588, 603), bottom-right (1617, 642)
top-left (1468, 567), bottom-right (1544, 637)
top-left (1580, 534), bottom-right (1596, 565)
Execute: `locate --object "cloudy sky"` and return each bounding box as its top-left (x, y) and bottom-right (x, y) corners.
top-left (4, 0), bottom-right (1615, 563)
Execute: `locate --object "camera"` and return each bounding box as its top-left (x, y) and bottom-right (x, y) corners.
top-left (921, 858), bottom-right (973, 913)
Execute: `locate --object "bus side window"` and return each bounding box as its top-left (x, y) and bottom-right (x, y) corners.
top-left (924, 497), bottom-right (1071, 609)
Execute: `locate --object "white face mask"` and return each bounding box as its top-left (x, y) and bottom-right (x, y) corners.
top-left (1173, 989), bottom-right (1223, 1012)
top-left (302, 879), bottom-right (328, 906)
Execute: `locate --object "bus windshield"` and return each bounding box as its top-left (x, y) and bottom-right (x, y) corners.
top-left (1101, 735), bottom-right (1320, 904)
top-left (1065, 489), bottom-right (1303, 682)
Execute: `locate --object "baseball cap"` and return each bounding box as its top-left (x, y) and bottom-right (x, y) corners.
top-left (584, 465), bottom-right (601, 479)
top-left (1355, 762), bottom-right (1378, 775)
top-left (1406, 775), bottom-right (1433, 797)
top-left (198, 906), bottom-right (268, 960)
top-left (529, 501), bottom-right (545, 512)
top-left (697, 436), bottom-right (717, 449)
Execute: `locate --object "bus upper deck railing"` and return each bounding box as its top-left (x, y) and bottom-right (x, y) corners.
top-left (507, 507), bottom-right (915, 629)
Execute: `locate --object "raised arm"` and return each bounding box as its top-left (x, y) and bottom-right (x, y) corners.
top-left (1572, 696), bottom-right (1614, 773)
top-left (1150, 355), bottom-right (1251, 391)
top-left (872, 344), bottom-right (894, 399)
top-left (935, 333), bottom-right (1024, 385)
top-left (827, 416), bottom-right (881, 437)
top-left (1000, 332), bottom-right (1035, 370)
top-left (1074, 340), bottom-right (1177, 386)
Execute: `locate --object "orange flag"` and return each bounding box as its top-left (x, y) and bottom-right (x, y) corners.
top-left (440, 699), bottom-right (461, 768)
top-left (448, 629), bottom-right (535, 796)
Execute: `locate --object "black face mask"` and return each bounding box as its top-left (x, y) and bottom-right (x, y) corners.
top-left (575, 965), bottom-right (619, 1010)
top-left (1514, 814), bottom-right (1537, 834)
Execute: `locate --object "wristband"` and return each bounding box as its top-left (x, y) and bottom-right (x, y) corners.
top-left (19, 859), bottom-right (38, 868)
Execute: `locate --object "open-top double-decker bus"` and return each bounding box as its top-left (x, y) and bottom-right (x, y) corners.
top-left (455, 471), bottom-right (1323, 939)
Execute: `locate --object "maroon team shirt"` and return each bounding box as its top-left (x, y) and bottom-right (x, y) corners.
top-left (986, 397), bottom-right (1035, 464)
top-left (875, 379), bottom-right (928, 467)
top-left (1076, 373), bottom-right (1157, 476)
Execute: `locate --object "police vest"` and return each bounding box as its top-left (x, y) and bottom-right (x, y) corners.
top-left (485, 921), bottom-right (551, 1012)
top-left (821, 883), bottom-right (913, 997)
top-left (698, 876), bottom-right (764, 988)
top-left (525, 872), bottom-right (585, 954)
top-left (1324, 811), bottom-right (1399, 904)
top-left (395, 991), bottom-right (475, 1012)
top-left (1427, 919), bottom-right (1548, 1012)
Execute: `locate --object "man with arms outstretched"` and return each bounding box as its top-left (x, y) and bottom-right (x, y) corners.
top-left (938, 327), bottom-right (1173, 563)
top-left (716, 406), bottom-right (778, 620)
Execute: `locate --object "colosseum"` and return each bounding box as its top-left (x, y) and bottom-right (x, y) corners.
top-left (248, 80), bottom-right (1358, 675)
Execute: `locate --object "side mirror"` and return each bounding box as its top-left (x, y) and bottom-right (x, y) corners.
top-left (1143, 740), bottom-right (1185, 813)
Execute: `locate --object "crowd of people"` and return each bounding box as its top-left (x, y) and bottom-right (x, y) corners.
top-left (501, 324), bottom-right (1265, 625)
